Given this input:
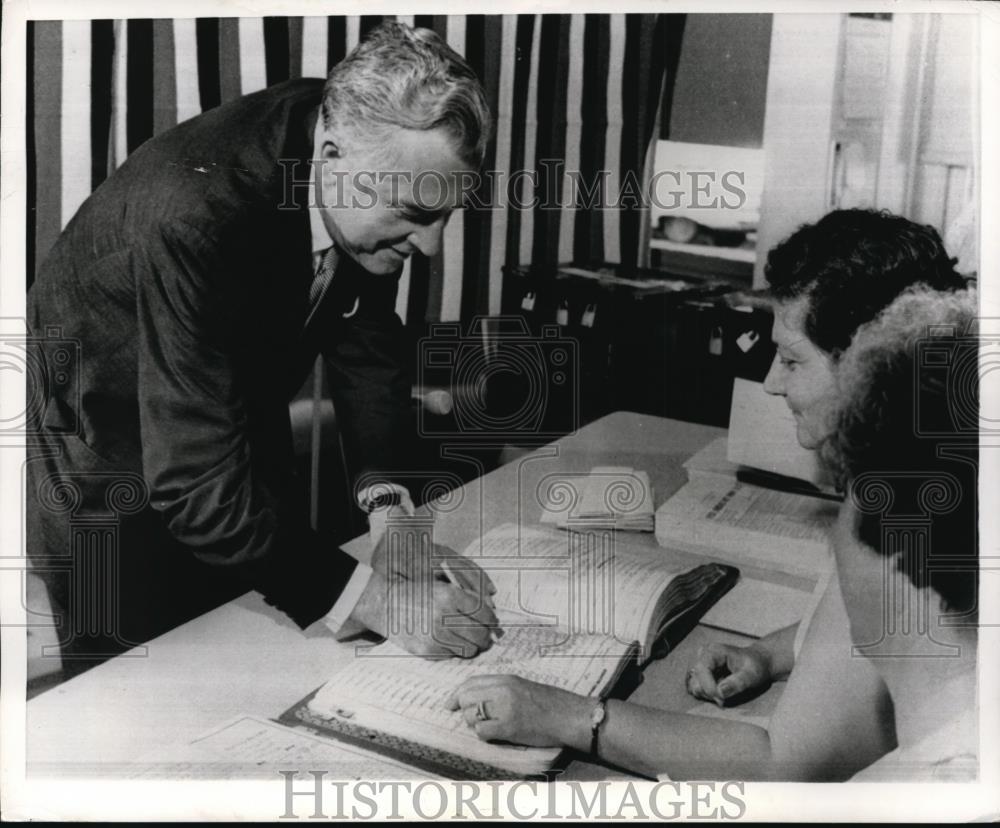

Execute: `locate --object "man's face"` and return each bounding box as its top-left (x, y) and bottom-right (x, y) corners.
top-left (315, 126), bottom-right (475, 275)
top-left (762, 298), bottom-right (839, 450)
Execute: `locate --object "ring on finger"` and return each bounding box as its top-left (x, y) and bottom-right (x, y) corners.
top-left (475, 700), bottom-right (490, 722)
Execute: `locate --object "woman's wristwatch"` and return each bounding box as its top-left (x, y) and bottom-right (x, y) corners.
top-left (589, 699), bottom-right (608, 756)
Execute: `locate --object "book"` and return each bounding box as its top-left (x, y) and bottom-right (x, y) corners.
top-left (655, 377), bottom-right (844, 581)
top-left (285, 524), bottom-right (737, 779)
top-left (726, 378), bottom-right (835, 493)
top-left (654, 474), bottom-right (838, 579)
top-left (539, 466), bottom-right (655, 532)
top-left (128, 716), bottom-right (436, 780)
top-left (682, 435), bottom-right (740, 483)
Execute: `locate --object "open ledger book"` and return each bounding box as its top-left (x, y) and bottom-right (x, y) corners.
top-left (283, 524), bottom-right (736, 780)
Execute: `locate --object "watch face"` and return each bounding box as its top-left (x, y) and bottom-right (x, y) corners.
top-left (591, 701), bottom-right (607, 728)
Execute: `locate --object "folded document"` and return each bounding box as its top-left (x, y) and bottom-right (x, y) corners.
top-left (540, 466), bottom-right (655, 532)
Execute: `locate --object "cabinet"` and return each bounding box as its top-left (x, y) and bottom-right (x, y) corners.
top-left (501, 263), bottom-right (773, 431)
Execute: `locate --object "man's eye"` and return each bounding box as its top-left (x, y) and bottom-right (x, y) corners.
top-left (779, 356), bottom-right (798, 369)
top-left (396, 207), bottom-right (441, 226)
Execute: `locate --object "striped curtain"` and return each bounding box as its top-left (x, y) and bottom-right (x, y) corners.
top-left (27, 14), bottom-right (684, 324)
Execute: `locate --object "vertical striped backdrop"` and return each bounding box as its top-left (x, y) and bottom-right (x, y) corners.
top-left (26, 14), bottom-right (685, 325)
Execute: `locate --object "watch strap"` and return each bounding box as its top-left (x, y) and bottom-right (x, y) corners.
top-left (589, 699), bottom-right (608, 756)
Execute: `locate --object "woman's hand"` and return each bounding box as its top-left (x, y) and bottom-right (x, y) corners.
top-left (446, 675), bottom-right (594, 749)
top-left (686, 641), bottom-right (775, 707)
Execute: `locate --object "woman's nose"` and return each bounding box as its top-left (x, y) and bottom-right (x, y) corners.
top-left (762, 355), bottom-right (784, 396)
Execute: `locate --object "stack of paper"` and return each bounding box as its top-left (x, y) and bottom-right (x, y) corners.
top-left (682, 435), bottom-right (739, 483)
top-left (540, 466), bottom-right (655, 532)
top-left (654, 474), bottom-right (837, 578)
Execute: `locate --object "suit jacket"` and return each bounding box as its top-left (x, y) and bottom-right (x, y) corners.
top-left (26, 79), bottom-right (410, 650)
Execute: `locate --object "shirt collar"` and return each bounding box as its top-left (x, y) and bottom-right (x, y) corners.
top-left (309, 113), bottom-right (336, 256)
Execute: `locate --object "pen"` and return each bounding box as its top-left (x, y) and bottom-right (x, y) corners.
top-left (439, 559), bottom-right (502, 644)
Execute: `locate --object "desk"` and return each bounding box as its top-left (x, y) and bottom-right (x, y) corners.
top-left (26, 412), bottom-right (780, 779)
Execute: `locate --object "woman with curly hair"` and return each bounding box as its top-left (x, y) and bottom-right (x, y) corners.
top-left (444, 209), bottom-right (974, 781)
top-left (824, 286), bottom-right (978, 780)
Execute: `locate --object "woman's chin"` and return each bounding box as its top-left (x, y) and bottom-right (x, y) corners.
top-left (795, 424), bottom-right (822, 451)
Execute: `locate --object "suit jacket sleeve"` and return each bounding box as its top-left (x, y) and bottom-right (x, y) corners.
top-left (319, 268), bottom-right (411, 497)
top-left (133, 218), bottom-right (358, 628)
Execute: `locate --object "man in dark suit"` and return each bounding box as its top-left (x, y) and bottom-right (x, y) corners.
top-left (26, 22), bottom-right (498, 677)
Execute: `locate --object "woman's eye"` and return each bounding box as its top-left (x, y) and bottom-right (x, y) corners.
top-left (779, 356), bottom-right (797, 369)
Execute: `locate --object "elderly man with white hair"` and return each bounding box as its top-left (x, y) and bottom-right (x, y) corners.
top-left (26, 22), bottom-right (498, 679)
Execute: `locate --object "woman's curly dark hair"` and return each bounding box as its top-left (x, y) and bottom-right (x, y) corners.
top-left (765, 209), bottom-right (967, 357)
top-left (822, 287), bottom-right (979, 614)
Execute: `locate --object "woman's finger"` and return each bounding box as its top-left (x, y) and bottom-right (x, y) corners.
top-left (472, 720), bottom-right (504, 742)
top-left (686, 670), bottom-right (706, 699)
top-left (447, 676), bottom-right (500, 710)
top-left (689, 659), bottom-right (723, 704)
top-left (717, 667), bottom-right (757, 700)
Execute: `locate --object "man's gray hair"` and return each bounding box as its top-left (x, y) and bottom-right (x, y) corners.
top-left (322, 21), bottom-right (492, 167)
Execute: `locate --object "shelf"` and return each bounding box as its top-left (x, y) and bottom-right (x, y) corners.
top-left (648, 238), bottom-right (757, 263)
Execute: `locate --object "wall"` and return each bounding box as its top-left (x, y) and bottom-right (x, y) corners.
top-left (26, 14), bottom-right (684, 325)
top-left (669, 13), bottom-right (773, 149)
top-left (753, 14), bottom-right (842, 287)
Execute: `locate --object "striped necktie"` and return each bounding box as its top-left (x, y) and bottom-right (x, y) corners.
top-left (309, 245), bottom-right (340, 312)
top-left (304, 244), bottom-right (340, 330)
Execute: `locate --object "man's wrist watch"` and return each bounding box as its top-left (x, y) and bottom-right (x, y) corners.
top-left (589, 699), bottom-right (608, 756)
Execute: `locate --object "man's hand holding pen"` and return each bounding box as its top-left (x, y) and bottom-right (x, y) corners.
top-left (351, 501), bottom-right (502, 658)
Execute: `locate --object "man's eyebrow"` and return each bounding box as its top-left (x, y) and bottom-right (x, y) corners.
top-left (395, 199), bottom-right (431, 211)
top-left (394, 200), bottom-right (452, 222)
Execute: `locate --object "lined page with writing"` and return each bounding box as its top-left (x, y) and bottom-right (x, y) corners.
top-left (307, 611), bottom-right (631, 775)
top-left (128, 716), bottom-right (433, 780)
top-left (471, 524), bottom-right (684, 646)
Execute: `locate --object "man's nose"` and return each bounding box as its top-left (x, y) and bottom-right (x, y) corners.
top-left (762, 354), bottom-right (784, 396)
top-left (409, 219), bottom-right (447, 257)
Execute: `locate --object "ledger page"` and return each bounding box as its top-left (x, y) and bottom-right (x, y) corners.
top-left (307, 612), bottom-right (631, 775)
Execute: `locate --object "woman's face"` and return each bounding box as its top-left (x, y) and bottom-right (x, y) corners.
top-left (762, 298), bottom-right (839, 450)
